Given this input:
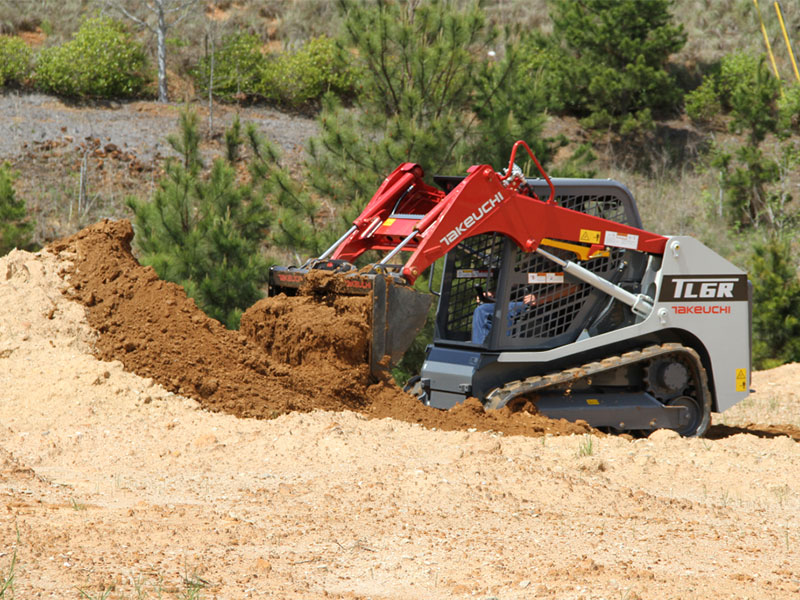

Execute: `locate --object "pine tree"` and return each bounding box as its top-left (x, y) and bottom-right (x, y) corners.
top-left (306, 0), bottom-right (552, 222)
top-left (750, 237), bottom-right (800, 369)
top-left (244, 127), bottom-right (330, 259)
top-left (543, 0), bottom-right (686, 133)
top-left (0, 163), bottom-right (33, 256)
top-left (127, 112), bottom-right (272, 328)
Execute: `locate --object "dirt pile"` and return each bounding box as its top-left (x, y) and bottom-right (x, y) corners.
top-left (240, 292), bottom-right (374, 410)
top-left (48, 219), bottom-right (594, 437)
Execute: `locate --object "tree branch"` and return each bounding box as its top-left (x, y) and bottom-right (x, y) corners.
top-left (106, 1), bottom-right (153, 31)
top-left (166, 0), bottom-right (197, 14)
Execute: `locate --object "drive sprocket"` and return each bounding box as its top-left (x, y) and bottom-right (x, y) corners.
top-left (644, 357), bottom-right (691, 401)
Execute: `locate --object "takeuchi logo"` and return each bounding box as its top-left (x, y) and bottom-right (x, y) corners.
top-left (439, 191), bottom-right (504, 246)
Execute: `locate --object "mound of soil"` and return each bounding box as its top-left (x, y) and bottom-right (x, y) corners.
top-left (240, 292), bottom-right (375, 410)
top-left (48, 219), bottom-right (595, 437)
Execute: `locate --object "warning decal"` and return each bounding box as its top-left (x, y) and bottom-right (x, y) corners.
top-left (528, 272), bottom-right (565, 284)
top-left (579, 229), bottom-right (601, 244)
top-left (604, 231), bottom-right (639, 250)
top-left (457, 269), bottom-right (490, 279)
top-left (735, 368), bottom-right (747, 392)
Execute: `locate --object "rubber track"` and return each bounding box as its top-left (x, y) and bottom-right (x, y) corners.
top-left (484, 343), bottom-right (712, 434)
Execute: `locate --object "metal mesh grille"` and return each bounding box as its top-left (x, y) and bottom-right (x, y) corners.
top-left (505, 250), bottom-right (619, 340)
top-left (556, 194), bottom-right (626, 223)
top-left (444, 233), bottom-right (504, 339)
top-left (437, 188), bottom-right (634, 346)
top-left (503, 191), bottom-right (628, 343)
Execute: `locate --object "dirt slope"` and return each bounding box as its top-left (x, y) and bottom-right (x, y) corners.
top-left (48, 219), bottom-right (593, 437)
top-left (1, 229), bottom-right (799, 599)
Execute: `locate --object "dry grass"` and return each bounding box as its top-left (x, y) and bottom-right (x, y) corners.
top-left (678, 0), bottom-right (800, 72)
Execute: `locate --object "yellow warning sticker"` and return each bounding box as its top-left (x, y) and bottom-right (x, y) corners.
top-left (735, 368), bottom-right (747, 392)
top-left (586, 398), bottom-right (600, 405)
top-left (579, 229), bottom-right (601, 244)
top-left (382, 218), bottom-right (396, 227)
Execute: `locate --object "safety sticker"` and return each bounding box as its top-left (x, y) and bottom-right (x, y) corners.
top-left (382, 218), bottom-right (396, 227)
top-left (604, 231), bottom-right (639, 250)
top-left (579, 229), bottom-right (601, 244)
top-left (735, 368), bottom-right (747, 392)
top-left (528, 272), bottom-right (564, 284)
top-left (457, 269), bottom-right (490, 279)
top-left (586, 398), bottom-right (600, 405)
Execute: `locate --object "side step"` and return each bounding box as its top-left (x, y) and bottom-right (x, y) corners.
top-left (534, 392), bottom-right (689, 431)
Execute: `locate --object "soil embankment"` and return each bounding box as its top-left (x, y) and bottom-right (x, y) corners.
top-left (49, 219), bottom-right (594, 436)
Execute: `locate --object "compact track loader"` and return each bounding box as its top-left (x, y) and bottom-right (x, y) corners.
top-left (269, 142), bottom-right (751, 437)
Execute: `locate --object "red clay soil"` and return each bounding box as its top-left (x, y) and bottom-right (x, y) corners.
top-left (48, 219), bottom-right (595, 437)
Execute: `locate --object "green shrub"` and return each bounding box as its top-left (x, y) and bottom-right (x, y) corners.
top-left (0, 163), bottom-right (33, 256)
top-left (684, 76), bottom-right (721, 124)
top-left (720, 53), bottom-right (779, 144)
top-left (193, 32), bottom-right (263, 101)
top-left (777, 83), bottom-right (800, 138)
top-left (257, 35), bottom-right (355, 109)
top-left (686, 52), bottom-right (779, 143)
top-left (0, 36), bottom-right (32, 87)
top-left (710, 144), bottom-right (781, 228)
top-left (194, 34), bottom-right (354, 109)
top-left (35, 16), bottom-right (148, 98)
top-left (750, 236), bottom-right (800, 369)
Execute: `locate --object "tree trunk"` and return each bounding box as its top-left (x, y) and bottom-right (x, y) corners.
top-left (208, 27), bottom-right (215, 137)
top-left (157, 0), bottom-right (168, 103)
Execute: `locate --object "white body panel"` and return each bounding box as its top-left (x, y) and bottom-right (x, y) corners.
top-left (497, 236), bottom-right (751, 413)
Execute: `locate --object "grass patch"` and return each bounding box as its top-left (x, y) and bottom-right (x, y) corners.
top-left (0, 525), bottom-right (20, 599)
top-left (76, 587), bottom-right (112, 600)
top-left (578, 434), bottom-right (595, 457)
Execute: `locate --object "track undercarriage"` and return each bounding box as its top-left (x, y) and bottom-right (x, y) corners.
top-left (484, 344), bottom-right (712, 437)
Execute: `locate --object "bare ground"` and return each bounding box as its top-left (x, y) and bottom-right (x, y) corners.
top-left (1, 244), bottom-right (799, 600)
top-left (0, 92), bottom-right (318, 245)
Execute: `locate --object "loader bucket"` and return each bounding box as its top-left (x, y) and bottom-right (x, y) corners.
top-left (268, 266), bottom-right (433, 378)
top-left (370, 275), bottom-right (433, 377)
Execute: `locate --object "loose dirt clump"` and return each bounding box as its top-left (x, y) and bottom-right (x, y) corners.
top-left (47, 219), bottom-right (598, 437)
top-left (242, 292), bottom-right (371, 370)
top-left (240, 293), bottom-right (374, 409)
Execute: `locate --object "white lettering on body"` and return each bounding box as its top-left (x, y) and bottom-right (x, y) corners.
top-left (439, 192), bottom-right (504, 246)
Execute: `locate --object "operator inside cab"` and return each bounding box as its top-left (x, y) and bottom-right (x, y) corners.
top-left (471, 283), bottom-right (537, 345)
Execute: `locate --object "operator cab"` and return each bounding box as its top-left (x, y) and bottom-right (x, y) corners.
top-left (430, 177), bottom-right (647, 353)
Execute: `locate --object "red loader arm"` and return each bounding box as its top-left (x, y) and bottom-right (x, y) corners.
top-left (331, 141), bottom-right (668, 284)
